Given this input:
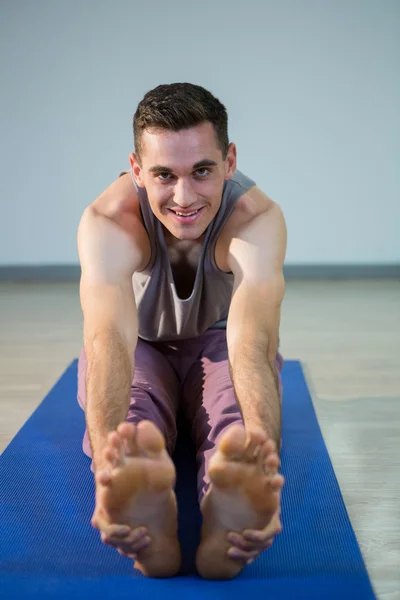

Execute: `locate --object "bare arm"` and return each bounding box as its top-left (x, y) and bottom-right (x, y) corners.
top-left (77, 203), bottom-right (150, 471)
top-left (226, 199), bottom-right (287, 448)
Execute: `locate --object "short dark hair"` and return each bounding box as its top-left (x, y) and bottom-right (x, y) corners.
top-left (133, 83), bottom-right (229, 163)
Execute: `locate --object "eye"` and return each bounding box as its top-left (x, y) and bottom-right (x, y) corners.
top-left (195, 168), bottom-right (210, 177)
top-left (158, 172), bottom-right (172, 181)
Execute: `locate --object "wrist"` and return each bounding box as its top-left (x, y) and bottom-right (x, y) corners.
top-left (88, 431), bottom-right (111, 472)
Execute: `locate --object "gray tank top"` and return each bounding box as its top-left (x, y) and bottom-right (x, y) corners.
top-left (131, 169), bottom-right (256, 342)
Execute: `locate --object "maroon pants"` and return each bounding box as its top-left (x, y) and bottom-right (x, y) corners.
top-left (77, 329), bottom-right (284, 502)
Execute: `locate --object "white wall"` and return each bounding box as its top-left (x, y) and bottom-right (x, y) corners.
top-left (0, 0), bottom-right (399, 265)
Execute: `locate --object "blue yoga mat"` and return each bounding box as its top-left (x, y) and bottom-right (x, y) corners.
top-left (0, 360), bottom-right (376, 599)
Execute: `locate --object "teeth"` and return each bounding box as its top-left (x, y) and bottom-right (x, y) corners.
top-left (175, 210), bottom-right (198, 217)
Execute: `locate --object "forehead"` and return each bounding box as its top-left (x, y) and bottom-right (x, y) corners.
top-left (140, 121), bottom-right (221, 166)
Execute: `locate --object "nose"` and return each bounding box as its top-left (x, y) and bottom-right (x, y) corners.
top-left (174, 177), bottom-right (197, 208)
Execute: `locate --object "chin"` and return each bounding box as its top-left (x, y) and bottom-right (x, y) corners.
top-left (171, 227), bottom-right (204, 241)
top-left (162, 213), bottom-right (210, 241)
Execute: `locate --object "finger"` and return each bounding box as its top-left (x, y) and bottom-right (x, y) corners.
top-left (101, 532), bottom-right (119, 547)
top-left (122, 527), bottom-right (148, 544)
top-left (97, 521), bottom-right (131, 538)
top-left (129, 535), bottom-right (151, 553)
top-left (227, 533), bottom-right (258, 552)
top-left (105, 524), bottom-right (134, 539)
top-left (101, 531), bottom-right (146, 546)
top-left (118, 548), bottom-right (138, 560)
top-left (227, 547), bottom-right (260, 562)
top-left (243, 524), bottom-right (281, 543)
top-left (243, 530), bottom-right (279, 544)
top-left (243, 529), bottom-right (268, 543)
top-left (105, 535), bottom-right (151, 554)
top-left (92, 510), bottom-right (126, 533)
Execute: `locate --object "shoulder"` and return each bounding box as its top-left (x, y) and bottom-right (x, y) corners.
top-left (82, 171), bottom-right (150, 244)
top-left (215, 181), bottom-right (285, 272)
top-left (78, 171), bottom-right (151, 269)
top-left (224, 168), bottom-right (279, 231)
top-left (90, 172), bottom-right (142, 225)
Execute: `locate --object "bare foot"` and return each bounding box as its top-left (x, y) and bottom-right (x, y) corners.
top-left (196, 424), bottom-right (284, 580)
top-left (92, 420), bottom-right (181, 578)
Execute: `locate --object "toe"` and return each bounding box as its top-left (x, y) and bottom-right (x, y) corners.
top-left (243, 429), bottom-right (267, 461)
top-left (136, 420), bottom-right (165, 454)
top-left (96, 468), bottom-right (112, 486)
top-left (265, 453), bottom-right (280, 473)
top-left (261, 440), bottom-right (272, 459)
top-left (103, 447), bottom-right (115, 466)
top-left (108, 431), bottom-right (120, 450)
top-left (117, 422), bottom-right (138, 456)
top-left (269, 473), bottom-right (285, 490)
top-left (108, 432), bottom-right (124, 465)
top-left (218, 424), bottom-right (247, 459)
top-left (264, 439), bottom-right (277, 456)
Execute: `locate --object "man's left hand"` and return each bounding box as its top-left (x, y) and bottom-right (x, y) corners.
top-left (226, 508), bottom-right (282, 564)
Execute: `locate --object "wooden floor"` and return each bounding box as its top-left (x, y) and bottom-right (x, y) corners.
top-left (0, 280), bottom-right (399, 598)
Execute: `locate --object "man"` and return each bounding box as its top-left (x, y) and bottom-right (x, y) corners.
top-left (77, 83), bottom-right (287, 580)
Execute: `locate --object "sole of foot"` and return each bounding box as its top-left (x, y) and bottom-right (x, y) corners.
top-left (196, 424), bottom-right (284, 580)
top-left (92, 420), bottom-right (181, 578)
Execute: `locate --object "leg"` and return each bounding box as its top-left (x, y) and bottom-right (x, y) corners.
top-left (77, 339), bottom-right (181, 578)
top-left (181, 330), bottom-right (284, 579)
top-left (180, 330), bottom-right (244, 502)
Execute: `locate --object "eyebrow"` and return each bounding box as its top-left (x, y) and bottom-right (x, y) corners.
top-left (148, 159), bottom-right (218, 174)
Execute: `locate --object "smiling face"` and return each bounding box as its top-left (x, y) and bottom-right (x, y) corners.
top-left (130, 121), bottom-right (236, 241)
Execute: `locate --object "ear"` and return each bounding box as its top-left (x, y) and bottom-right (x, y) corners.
top-left (224, 142), bottom-right (237, 180)
top-left (129, 153), bottom-right (145, 188)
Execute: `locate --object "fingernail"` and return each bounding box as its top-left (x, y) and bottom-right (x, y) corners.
top-left (228, 549), bottom-right (239, 558)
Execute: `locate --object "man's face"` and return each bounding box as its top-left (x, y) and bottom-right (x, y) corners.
top-left (130, 121), bottom-right (236, 241)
